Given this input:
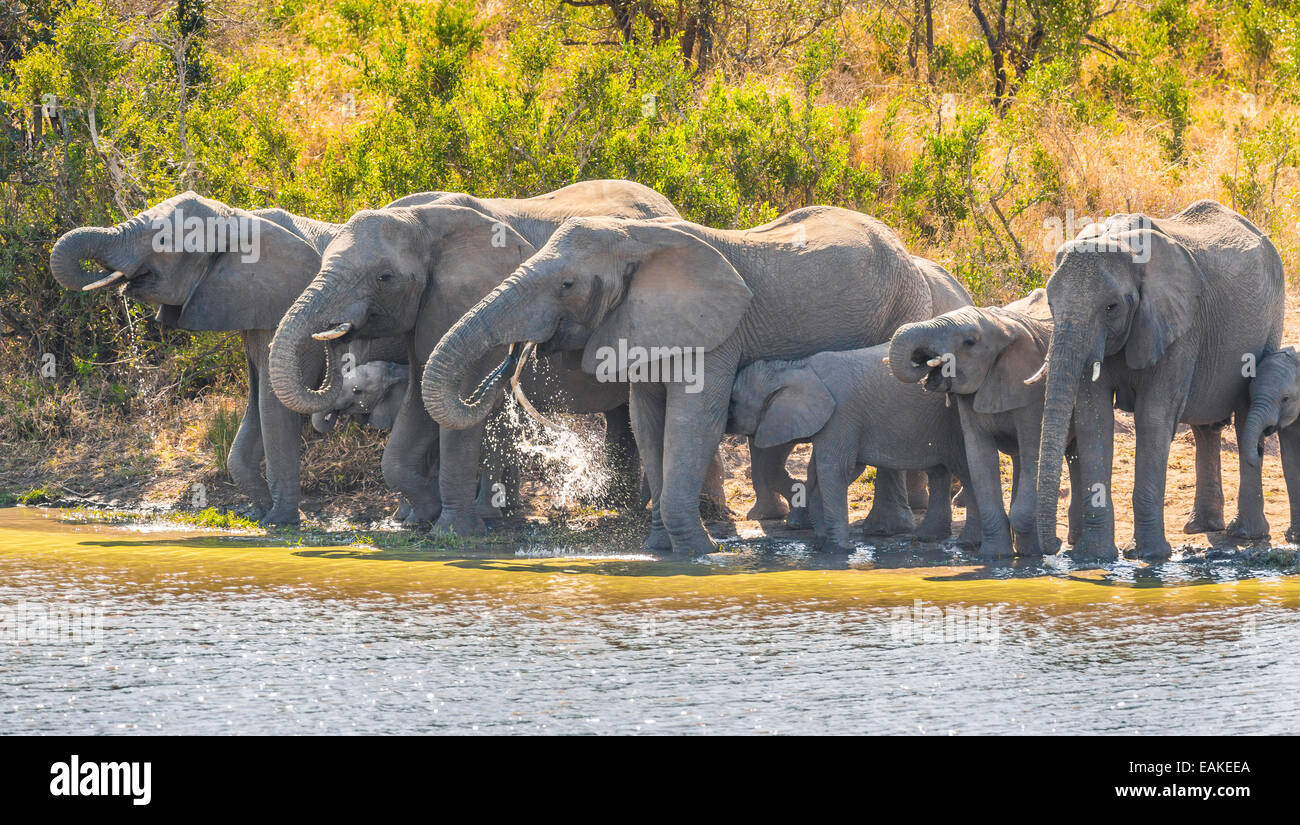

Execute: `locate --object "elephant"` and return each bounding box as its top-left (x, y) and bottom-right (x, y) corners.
top-left (46, 191), bottom-right (417, 524)
top-left (1240, 346), bottom-right (1300, 543)
top-left (888, 289), bottom-right (1087, 557)
top-left (1034, 201), bottom-right (1285, 560)
top-left (749, 253), bottom-right (974, 531)
top-left (267, 180), bottom-right (729, 536)
top-left (727, 346), bottom-right (978, 553)
top-left (311, 358), bottom-right (409, 433)
top-left (422, 205), bottom-right (948, 555)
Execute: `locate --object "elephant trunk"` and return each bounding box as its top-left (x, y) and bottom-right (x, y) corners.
top-left (423, 277), bottom-right (527, 430)
top-left (49, 226), bottom-right (123, 291)
top-left (1240, 399), bottom-right (1276, 470)
top-left (888, 320), bottom-right (945, 384)
top-left (268, 279), bottom-right (341, 414)
top-left (1036, 328), bottom-right (1088, 551)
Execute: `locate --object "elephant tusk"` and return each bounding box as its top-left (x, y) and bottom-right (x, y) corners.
top-left (1091, 361), bottom-right (1101, 382)
top-left (926, 357), bottom-right (943, 368)
top-left (82, 270), bottom-right (125, 291)
top-left (945, 392), bottom-right (951, 408)
top-left (312, 322), bottom-right (353, 341)
top-left (1023, 360), bottom-right (1048, 386)
top-left (510, 342), bottom-right (562, 431)
top-left (880, 357), bottom-right (889, 365)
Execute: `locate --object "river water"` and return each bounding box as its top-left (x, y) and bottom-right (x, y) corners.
top-left (1, 507), bottom-right (1297, 734)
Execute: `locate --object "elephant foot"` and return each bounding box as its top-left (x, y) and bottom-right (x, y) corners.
top-left (979, 539), bottom-right (1015, 560)
top-left (861, 506), bottom-right (914, 537)
top-left (1013, 530), bottom-right (1055, 557)
top-left (914, 520), bottom-right (952, 543)
top-left (699, 495), bottom-right (733, 523)
top-left (643, 525), bottom-right (673, 553)
top-left (671, 530), bottom-right (719, 556)
top-left (238, 502), bottom-right (269, 522)
top-left (476, 503), bottom-right (506, 520)
top-left (1066, 533), bottom-right (1119, 563)
top-left (1225, 515), bottom-right (1270, 542)
top-left (1287, 525), bottom-right (1300, 546)
top-left (1125, 533), bottom-right (1171, 562)
top-left (401, 502), bottom-right (441, 528)
top-left (955, 522), bottom-right (981, 548)
top-left (907, 490), bottom-right (929, 512)
top-left (816, 538), bottom-right (855, 555)
top-left (259, 505), bottom-right (300, 527)
top-left (431, 510), bottom-right (487, 538)
top-left (1183, 513), bottom-right (1226, 534)
top-left (746, 496), bottom-right (790, 521)
top-left (785, 506), bottom-right (812, 530)
top-left (392, 501), bottom-right (412, 522)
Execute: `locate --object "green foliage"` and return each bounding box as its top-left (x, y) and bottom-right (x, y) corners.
top-left (206, 404), bottom-right (240, 474)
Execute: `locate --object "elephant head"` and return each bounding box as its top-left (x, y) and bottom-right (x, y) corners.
top-left (49, 191), bottom-right (321, 331)
top-left (1241, 347), bottom-right (1300, 468)
top-left (268, 204), bottom-right (536, 414)
top-left (311, 360), bottom-right (410, 433)
top-left (422, 217), bottom-right (753, 430)
top-left (1035, 220), bottom-right (1206, 549)
top-left (727, 360), bottom-right (835, 448)
top-left (888, 289), bottom-right (1051, 413)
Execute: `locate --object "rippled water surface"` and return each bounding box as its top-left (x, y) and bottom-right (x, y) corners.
top-left (2, 507), bottom-right (1298, 734)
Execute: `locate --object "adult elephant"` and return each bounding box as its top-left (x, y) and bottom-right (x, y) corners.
top-left (48, 191), bottom-right (443, 524)
top-left (1034, 201), bottom-right (1284, 560)
top-left (267, 180), bottom-right (716, 535)
top-left (422, 206), bottom-right (941, 555)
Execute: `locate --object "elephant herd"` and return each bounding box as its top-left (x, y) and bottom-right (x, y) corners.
top-left (50, 183), bottom-right (1292, 560)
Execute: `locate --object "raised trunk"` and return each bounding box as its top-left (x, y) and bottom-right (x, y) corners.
top-left (422, 279), bottom-right (527, 430)
top-left (267, 280), bottom-right (342, 414)
top-left (887, 321), bottom-right (944, 384)
top-left (49, 226), bottom-right (120, 290)
top-left (1035, 332), bottom-right (1088, 551)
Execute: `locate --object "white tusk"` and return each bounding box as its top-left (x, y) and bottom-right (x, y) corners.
top-left (312, 322), bottom-right (353, 341)
top-left (880, 357), bottom-right (889, 365)
top-left (1023, 360), bottom-right (1048, 386)
top-left (945, 392), bottom-right (951, 408)
top-left (82, 270), bottom-right (125, 291)
top-left (510, 342), bottom-right (562, 431)
top-left (1091, 361), bottom-right (1101, 382)
top-left (926, 357), bottom-right (943, 368)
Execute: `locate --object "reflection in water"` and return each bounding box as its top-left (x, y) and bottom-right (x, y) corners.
top-left (0, 508), bottom-right (1297, 734)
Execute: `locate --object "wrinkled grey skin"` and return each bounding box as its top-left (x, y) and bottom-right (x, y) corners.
top-left (752, 254), bottom-right (974, 532)
top-left (728, 346), bottom-right (977, 553)
top-left (48, 191), bottom-right (437, 524)
top-left (312, 359), bottom-right (410, 433)
top-left (1035, 201), bottom-right (1285, 560)
top-left (1240, 347), bottom-right (1300, 543)
top-left (889, 289), bottom-right (1087, 557)
top-left (268, 180), bottom-right (729, 536)
top-left (423, 206), bottom-right (942, 555)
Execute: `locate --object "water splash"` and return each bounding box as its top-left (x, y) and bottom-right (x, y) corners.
top-left (487, 395), bottom-right (612, 510)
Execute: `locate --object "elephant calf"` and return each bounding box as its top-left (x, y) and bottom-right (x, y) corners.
top-left (889, 289), bottom-right (1083, 557)
top-left (727, 345), bottom-right (978, 553)
top-left (1241, 347), bottom-right (1300, 543)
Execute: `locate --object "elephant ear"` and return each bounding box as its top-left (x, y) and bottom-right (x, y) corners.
top-left (1121, 228), bottom-right (1206, 370)
top-left (581, 222), bottom-right (752, 373)
top-left (415, 204), bottom-right (536, 298)
top-left (170, 213), bottom-right (323, 331)
top-left (973, 316), bottom-right (1047, 414)
top-left (753, 366), bottom-right (835, 449)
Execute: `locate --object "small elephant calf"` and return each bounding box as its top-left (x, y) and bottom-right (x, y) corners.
top-left (1242, 346), bottom-right (1300, 543)
top-left (312, 360), bottom-right (410, 433)
top-left (728, 344), bottom-right (977, 553)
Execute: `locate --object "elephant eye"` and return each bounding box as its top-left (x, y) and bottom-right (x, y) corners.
top-left (1106, 302), bottom-right (1118, 311)
top-left (377, 271), bottom-right (393, 283)
top-left (352, 387), bottom-right (362, 394)
top-left (559, 278), bottom-right (574, 291)
top-left (963, 338), bottom-right (976, 348)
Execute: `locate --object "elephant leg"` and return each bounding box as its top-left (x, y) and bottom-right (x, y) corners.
top-left (601, 404), bottom-right (642, 510)
top-left (813, 450), bottom-right (856, 553)
top-left (915, 467), bottom-right (953, 542)
top-left (906, 470), bottom-right (929, 512)
top-left (1185, 423), bottom-right (1226, 533)
top-left (1065, 444), bottom-right (1083, 545)
top-left (1227, 414), bottom-right (1270, 540)
top-left (862, 468), bottom-right (914, 536)
top-left (1129, 392), bottom-right (1184, 561)
top-left (1280, 426), bottom-right (1300, 544)
top-left (747, 441), bottom-right (796, 520)
top-left (629, 381), bottom-right (671, 551)
top-left (476, 436), bottom-right (508, 520)
top-left (1069, 379), bottom-right (1118, 560)
top-left (700, 449), bottom-right (732, 521)
top-left (227, 361), bottom-right (270, 519)
top-left (256, 376), bottom-right (303, 526)
top-left (431, 425), bottom-right (488, 537)
top-left (962, 422), bottom-right (1012, 557)
top-left (382, 384), bottom-right (442, 526)
top-left (800, 460), bottom-right (822, 535)
top-left (656, 349), bottom-right (738, 555)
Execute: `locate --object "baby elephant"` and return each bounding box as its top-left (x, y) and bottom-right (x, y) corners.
top-left (888, 289), bottom-right (1082, 557)
top-left (1241, 346), bottom-right (1300, 543)
top-left (728, 345), bottom-right (977, 553)
top-left (312, 360), bottom-right (410, 433)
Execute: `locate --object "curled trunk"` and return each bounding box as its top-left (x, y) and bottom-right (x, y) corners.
top-left (1036, 334), bottom-right (1087, 551)
top-left (422, 280), bottom-right (526, 430)
top-left (268, 281), bottom-right (342, 414)
top-left (49, 226), bottom-right (120, 291)
top-left (887, 321), bottom-right (943, 384)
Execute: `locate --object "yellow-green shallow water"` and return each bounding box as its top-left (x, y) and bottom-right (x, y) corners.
top-left (2, 507), bottom-right (1298, 734)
